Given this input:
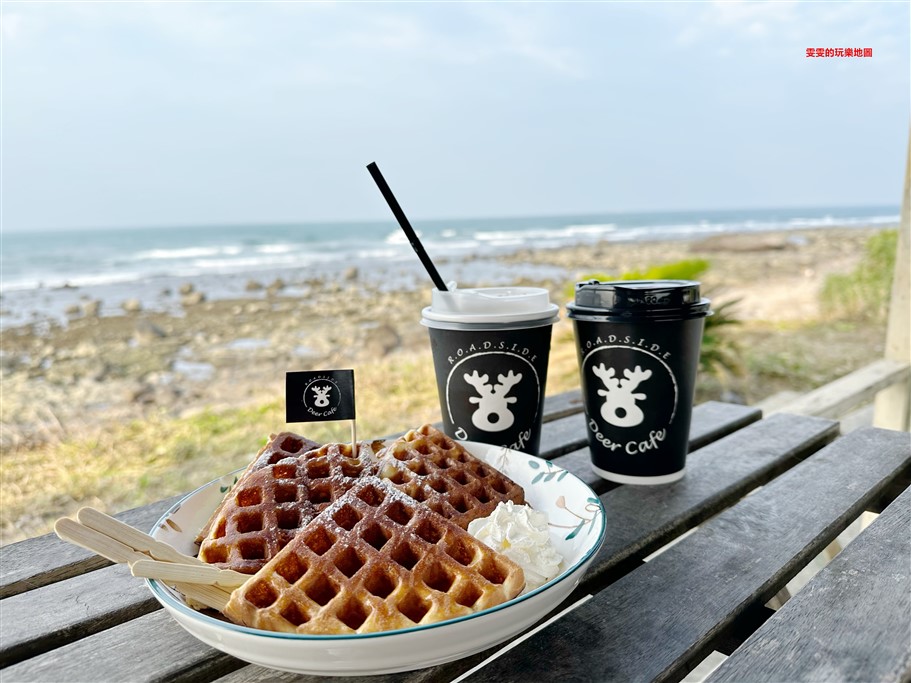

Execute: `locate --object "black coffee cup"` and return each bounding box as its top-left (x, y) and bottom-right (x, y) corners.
top-left (421, 287), bottom-right (559, 455)
top-left (566, 280), bottom-right (711, 484)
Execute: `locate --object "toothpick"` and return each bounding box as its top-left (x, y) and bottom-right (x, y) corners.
top-left (350, 419), bottom-right (357, 457)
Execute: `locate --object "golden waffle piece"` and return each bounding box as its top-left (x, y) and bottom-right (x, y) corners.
top-left (198, 442), bottom-right (381, 574)
top-left (378, 424), bottom-right (526, 529)
top-left (223, 477), bottom-right (525, 634)
top-left (195, 432), bottom-right (323, 544)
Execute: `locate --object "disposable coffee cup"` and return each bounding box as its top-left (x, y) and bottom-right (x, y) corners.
top-left (421, 286), bottom-right (559, 455)
top-left (566, 280), bottom-right (711, 484)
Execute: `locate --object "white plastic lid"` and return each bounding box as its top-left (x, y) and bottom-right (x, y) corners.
top-left (421, 286), bottom-right (559, 327)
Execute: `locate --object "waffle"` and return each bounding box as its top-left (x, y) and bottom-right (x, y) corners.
top-left (195, 432), bottom-right (323, 543)
top-left (198, 441), bottom-right (382, 574)
top-left (223, 477), bottom-right (525, 634)
top-left (377, 425), bottom-right (526, 529)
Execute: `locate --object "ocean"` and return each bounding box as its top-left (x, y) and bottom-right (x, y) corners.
top-left (0, 205), bottom-right (899, 328)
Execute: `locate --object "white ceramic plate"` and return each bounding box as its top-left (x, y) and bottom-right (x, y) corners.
top-left (147, 441), bottom-right (606, 677)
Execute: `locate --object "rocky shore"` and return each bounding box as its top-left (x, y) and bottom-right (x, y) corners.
top-left (1, 226), bottom-right (884, 450)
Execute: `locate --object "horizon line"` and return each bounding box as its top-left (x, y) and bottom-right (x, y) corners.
top-left (1, 202), bottom-right (902, 236)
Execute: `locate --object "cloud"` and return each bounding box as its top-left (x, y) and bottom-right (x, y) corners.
top-left (468, 5), bottom-right (587, 78)
top-left (674, 0), bottom-right (905, 50)
top-left (3, 3), bottom-right (586, 81)
top-left (1, 11), bottom-right (31, 42)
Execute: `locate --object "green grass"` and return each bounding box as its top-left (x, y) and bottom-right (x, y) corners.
top-left (821, 229), bottom-right (898, 321)
top-left (1, 353), bottom-right (438, 543)
top-left (1, 344), bottom-right (585, 544)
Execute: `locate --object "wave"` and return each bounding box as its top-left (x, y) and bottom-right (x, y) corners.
top-left (132, 245), bottom-right (243, 260)
top-left (1, 210), bottom-right (898, 296)
top-left (255, 243), bottom-right (298, 255)
top-left (473, 223), bottom-right (618, 243)
top-left (1, 270), bottom-right (156, 291)
top-left (384, 230), bottom-right (422, 244)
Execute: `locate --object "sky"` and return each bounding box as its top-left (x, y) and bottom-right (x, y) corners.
top-left (1, 1), bottom-right (909, 233)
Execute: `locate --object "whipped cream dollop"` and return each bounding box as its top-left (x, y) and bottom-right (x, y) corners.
top-left (467, 501), bottom-right (563, 592)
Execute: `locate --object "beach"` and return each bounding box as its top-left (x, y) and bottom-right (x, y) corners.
top-left (0, 224), bottom-right (894, 544)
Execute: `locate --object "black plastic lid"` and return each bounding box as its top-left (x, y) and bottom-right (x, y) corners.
top-left (566, 280), bottom-right (712, 322)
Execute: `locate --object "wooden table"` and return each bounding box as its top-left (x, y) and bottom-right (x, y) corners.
top-left (2, 393), bottom-right (909, 682)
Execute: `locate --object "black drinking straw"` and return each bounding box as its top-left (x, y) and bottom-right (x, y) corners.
top-left (366, 162), bottom-right (449, 291)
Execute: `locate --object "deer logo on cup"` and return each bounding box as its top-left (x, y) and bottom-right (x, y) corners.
top-left (591, 364), bottom-right (652, 428)
top-left (463, 370), bottom-right (522, 432)
top-left (311, 385), bottom-right (332, 408)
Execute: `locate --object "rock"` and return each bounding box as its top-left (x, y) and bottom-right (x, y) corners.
top-left (134, 319), bottom-right (167, 345)
top-left (245, 280), bottom-right (264, 291)
top-left (179, 282), bottom-right (195, 296)
top-left (86, 359), bottom-right (110, 382)
top-left (265, 278), bottom-right (286, 297)
top-left (122, 298), bottom-right (142, 313)
top-left (692, 234), bottom-right (790, 253)
top-left (160, 287), bottom-right (172, 297)
top-left (0, 353), bottom-right (19, 374)
top-left (72, 341), bottom-right (97, 358)
top-left (81, 299), bottom-right (102, 317)
top-left (64, 304), bottom-right (81, 317)
top-left (363, 323), bottom-right (401, 358)
top-left (720, 389), bottom-right (746, 405)
top-left (181, 291), bottom-right (206, 306)
top-left (130, 383), bottom-right (156, 404)
top-left (343, 267), bottom-right (359, 282)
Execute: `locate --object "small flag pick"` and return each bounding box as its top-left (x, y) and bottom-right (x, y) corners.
top-left (286, 369), bottom-right (357, 455)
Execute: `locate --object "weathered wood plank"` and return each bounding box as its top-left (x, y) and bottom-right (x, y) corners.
top-left (550, 402), bottom-right (764, 492)
top-left (453, 427), bottom-right (910, 683)
top-left (541, 400), bottom-right (761, 473)
top-left (776, 357), bottom-right (911, 419)
top-left (213, 665), bottom-right (392, 683)
top-left (536, 412), bottom-right (588, 459)
top-left (0, 564), bottom-right (158, 667)
top-left (581, 413), bottom-right (838, 586)
top-left (1, 609), bottom-right (245, 683)
top-left (708, 484), bottom-right (911, 683)
top-left (687, 401), bottom-right (760, 451)
top-left (0, 495), bottom-right (182, 600)
top-left (541, 389), bottom-right (585, 423)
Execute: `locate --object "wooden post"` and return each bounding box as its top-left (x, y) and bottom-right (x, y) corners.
top-left (873, 131), bottom-right (911, 431)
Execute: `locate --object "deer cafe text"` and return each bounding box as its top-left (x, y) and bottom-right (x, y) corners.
top-left (582, 336), bottom-right (673, 360)
top-left (307, 404), bottom-right (337, 418)
top-left (588, 418), bottom-right (667, 455)
top-left (445, 341), bottom-right (538, 366)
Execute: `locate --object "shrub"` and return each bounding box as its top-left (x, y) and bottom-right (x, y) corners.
top-left (565, 258), bottom-right (710, 300)
top-left (821, 229), bottom-right (898, 321)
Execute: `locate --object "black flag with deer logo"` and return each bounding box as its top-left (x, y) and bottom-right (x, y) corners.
top-left (286, 370), bottom-right (356, 423)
